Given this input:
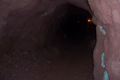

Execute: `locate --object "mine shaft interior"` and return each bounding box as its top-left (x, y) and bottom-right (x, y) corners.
top-left (51, 4), bottom-right (96, 80)
top-left (0, 3), bottom-right (96, 80)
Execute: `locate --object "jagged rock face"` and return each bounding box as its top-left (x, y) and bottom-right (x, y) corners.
top-left (88, 0), bottom-right (120, 80)
top-left (1, 0), bottom-right (120, 80)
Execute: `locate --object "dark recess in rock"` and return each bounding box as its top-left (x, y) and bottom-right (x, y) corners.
top-left (0, 1), bottom-right (98, 80)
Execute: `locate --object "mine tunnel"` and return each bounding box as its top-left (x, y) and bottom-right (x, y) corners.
top-left (0, 3), bottom-right (96, 80)
top-left (1, 0), bottom-right (120, 80)
top-left (51, 4), bottom-right (96, 80)
top-left (2, 0), bottom-right (119, 79)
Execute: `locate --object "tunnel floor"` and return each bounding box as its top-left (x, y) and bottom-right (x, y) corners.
top-left (50, 31), bottom-right (95, 80)
top-left (0, 30), bottom-right (95, 80)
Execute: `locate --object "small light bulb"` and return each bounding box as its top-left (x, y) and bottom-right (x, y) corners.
top-left (88, 19), bottom-right (91, 22)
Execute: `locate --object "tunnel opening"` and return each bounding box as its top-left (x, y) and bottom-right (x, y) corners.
top-left (62, 14), bottom-right (88, 39)
top-left (50, 3), bottom-right (96, 80)
top-left (0, 2), bottom-right (97, 80)
top-left (52, 3), bottom-right (96, 48)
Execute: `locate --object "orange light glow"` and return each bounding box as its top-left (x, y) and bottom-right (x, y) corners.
top-left (88, 19), bottom-right (91, 22)
top-left (78, 21), bottom-right (79, 23)
top-left (88, 19), bottom-right (92, 22)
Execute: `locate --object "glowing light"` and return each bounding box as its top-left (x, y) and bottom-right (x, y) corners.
top-left (88, 19), bottom-right (91, 22)
top-left (78, 21), bottom-right (79, 23)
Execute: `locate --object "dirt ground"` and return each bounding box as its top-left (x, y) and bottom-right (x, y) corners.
top-left (0, 31), bottom-right (95, 80)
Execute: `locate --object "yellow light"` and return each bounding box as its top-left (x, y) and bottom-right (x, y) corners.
top-left (88, 19), bottom-right (91, 22)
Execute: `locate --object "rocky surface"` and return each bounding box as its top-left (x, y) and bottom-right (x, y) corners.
top-left (0, 32), bottom-right (95, 80)
top-left (1, 0), bottom-right (120, 80)
top-left (88, 0), bottom-right (120, 79)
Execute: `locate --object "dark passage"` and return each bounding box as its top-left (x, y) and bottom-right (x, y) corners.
top-left (0, 3), bottom-right (96, 80)
top-left (62, 15), bottom-right (88, 39)
top-left (50, 4), bottom-right (96, 80)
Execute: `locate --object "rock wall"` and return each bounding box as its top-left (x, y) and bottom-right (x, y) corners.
top-left (0, 0), bottom-right (68, 53)
top-left (88, 0), bottom-right (120, 80)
